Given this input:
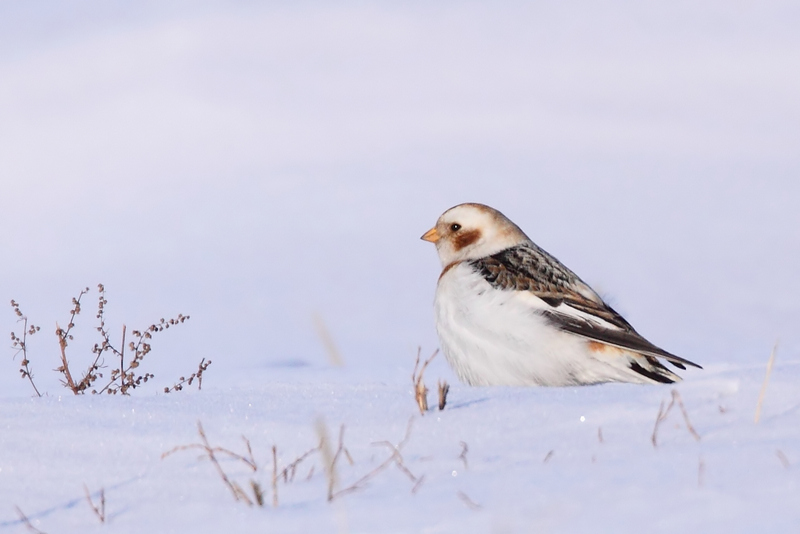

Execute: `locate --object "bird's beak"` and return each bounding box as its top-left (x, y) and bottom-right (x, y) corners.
top-left (421, 227), bottom-right (441, 243)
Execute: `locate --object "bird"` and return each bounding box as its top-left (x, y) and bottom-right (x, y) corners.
top-left (421, 202), bottom-right (701, 386)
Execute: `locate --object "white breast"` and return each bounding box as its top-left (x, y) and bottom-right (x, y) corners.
top-left (434, 263), bottom-right (625, 386)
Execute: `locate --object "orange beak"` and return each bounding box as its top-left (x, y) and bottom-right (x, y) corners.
top-left (420, 227), bottom-right (440, 243)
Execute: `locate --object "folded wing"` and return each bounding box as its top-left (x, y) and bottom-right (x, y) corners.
top-left (470, 244), bottom-right (702, 372)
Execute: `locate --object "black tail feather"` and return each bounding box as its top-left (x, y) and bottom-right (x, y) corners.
top-left (629, 360), bottom-right (676, 384)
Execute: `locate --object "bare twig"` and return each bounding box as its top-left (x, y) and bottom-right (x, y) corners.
top-left (672, 390), bottom-right (701, 441)
top-left (457, 491), bottom-right (481, 510)
top-left (776, 449), bottom-right (791, 469)
top-left (313, 313), bottom-right (344, 366)
top-left (438, 380), bottom-right (450, 410)
top-left (229, 481), bottom-right (254, 506)
top-left (272, 445), bottom-right (279, 507)
top-left (119, 324), bottom-right (126, 387)
top-left (543, 450), bottom-right (554, 463)
top-left (242, 436), bottom-right (256, 467)
top-left (651, 396), bottom-right (675, 448)
top-left (332, 456), bottom-right (394, 500)
top-left (316, 419), bottom-right (338, 501)
top-left (197, 422), bottom-right (252, 504)
top-left (331, 424), bottom-right (354, 469)
top-left (162, 421), bottom-right (254, 505)
top-left (652, 390), bottom-right (700, 446)
top-left (755, 343), bottom-right (778, 423)
top-left (698, 456), bottom-right (705, 487)
top-left (320, 423), bottom-right (356, 500)
top-left (12, 286), bottom-right (195, 396)
top-left (280, 441), bottom-right (322, 482)
top-left (331, 418), bottom-right (415, 500)
top-left (14, 506), bottom-right (46, 534)
top-left (458, 441), bottom-right (469, 470)
top-left (95, 287), bottom-right (189, 395)
top-left (10, 301), bottom-right (42, 397)
top-left (56, 323), bottom-right (77, 392)
top-left (164, 358), bottom-right (212, 393)
top-left (162, 440), bottom-right (257, 472)
top-left (54, 288), bottom-right (90, 394)
top-left (251, 481), bottom-right (265, 506)
top-left (83, 484), bottom-right (105, 523)
top-left (373, 439), bottom-right (419, 483)
top-left (412, 348), bottom-right (438, 415)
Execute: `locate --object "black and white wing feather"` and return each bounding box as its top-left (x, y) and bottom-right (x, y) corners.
top-left (470, 243), bottom-right (701, 371)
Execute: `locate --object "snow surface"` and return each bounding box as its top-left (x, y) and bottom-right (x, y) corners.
top-left (1, 1), bottom-right (799, 532)
top-left (2, 362), bottom-right (799, 533)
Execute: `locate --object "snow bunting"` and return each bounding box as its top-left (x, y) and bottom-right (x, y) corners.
top-left (421, 203), bottom-right (701, 386)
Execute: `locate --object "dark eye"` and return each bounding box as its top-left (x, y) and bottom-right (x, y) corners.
top-left (450, 223), bottom-right (461, 232)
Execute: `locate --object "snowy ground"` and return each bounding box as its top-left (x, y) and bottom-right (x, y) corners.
top-left (1, 361), bottom-right (799, 533)
top-left (1, 2), bottom-right (799, 532)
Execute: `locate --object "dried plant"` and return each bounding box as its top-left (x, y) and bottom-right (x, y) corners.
top-left (271, 446), bottom-right (279, 507)
top-left (318, 422), bottom-right (356, 501)
top-left (162, 421), bottom-right (260, 506)
top-left (162, 424), bottom-right (257, 471)
top-left (93, 284), bottom-right (191, 395)
top-left (372, 437), bottom-right (420, 487)
top-left (279, 442), bottom-right (322, 483)
top-left (9, 284), bottom-right (202, 396)
top-left (251, 481), bottom-right (265, 506)
top-left (652, 389), bottom-right (700, 448)
top-left (673, 390), bottom-right (701, 441)
top-left (165, 421), bottom-right (330, 509)
top-left (14, 505), bottom-right (46, 534)
top-left (83, 484), bottom-right (106, 524)
top-left (316, 419), bottom-right (338, 501)
top-left (755, 343), bottom-right (778, 423)
top-left (164, 358), bottom-right (212, 393)
top-left (54, 287), bottom-right (89, 392)
top-left (438, 380), bottom-right (449, 410)
top-left (458, 441), bottom-right (469, 470)
top-left (165, 418), bottom-right (427, 509)
top-left (457, 491), bottom-right (481, 510)
top-left (312, 313), bottom-right (344, 366)
top-left (412, 348), bottom-right (438, 415)
top-left (330, 417), bottom-right (419, 500)
top-left (698, 456), bottom-right (705, 487)
top-left (651, 397), bottom-right (674, 448)
top-left (10, 300), bottom-right (42, 397)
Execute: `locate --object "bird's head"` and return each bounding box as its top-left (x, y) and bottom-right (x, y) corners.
top-left (421, 203), bottom-right (528, 266)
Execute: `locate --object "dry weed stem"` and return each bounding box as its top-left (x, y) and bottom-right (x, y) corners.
top-left (412, 348), bottom-right (438, 415)
top-left (14, 506), bottom-right (46, 534)
top-left (438, 380), bottom-right (450, 410)
top-left (458, 442), bottom-right (469, 470)
top-left (457, 491), bottom-right (481, 510)
top-left (10, 301), bottom-right (42, 397)
top-left (330, 417), bottom-right (416, 500)
top-left (83, 484), bottom-right (105, 523)
top-left (755, 343), bottom-right (778, 423)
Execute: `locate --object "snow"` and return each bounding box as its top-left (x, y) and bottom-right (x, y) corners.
top-left (2, 363), bottom-right (799, 532)
top-left (1, 1), bottom-right (799, 532)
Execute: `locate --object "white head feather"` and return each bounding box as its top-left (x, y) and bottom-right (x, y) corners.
top-left (421, 203), bottom-right (530, 267)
